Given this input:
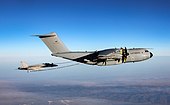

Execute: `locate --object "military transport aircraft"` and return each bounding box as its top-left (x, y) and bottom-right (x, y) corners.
top-left (34, 32), bottom-right (153, 66)
top-left (18, 61), bottom-right (58, 72)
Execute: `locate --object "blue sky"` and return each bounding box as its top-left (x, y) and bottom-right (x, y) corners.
top-left (0, 0), bottom-right (170, 57)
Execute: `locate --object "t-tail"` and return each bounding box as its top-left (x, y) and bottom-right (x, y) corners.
top-left (36, 32), bottom-right (69, 54)
top-left (36, 32), bottom-right (92, 61)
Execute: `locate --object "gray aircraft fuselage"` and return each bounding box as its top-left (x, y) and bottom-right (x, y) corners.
top-left (52, 48), bottom-right (153, 66)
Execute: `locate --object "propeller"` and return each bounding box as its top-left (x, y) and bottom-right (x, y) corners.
top-left (122, 47), bottom-right (129, 63)
top-left (124, 47), bottom-right (129, 56)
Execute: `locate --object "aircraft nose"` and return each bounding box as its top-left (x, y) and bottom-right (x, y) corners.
top-left (150, 52), bottom-right (153, 58)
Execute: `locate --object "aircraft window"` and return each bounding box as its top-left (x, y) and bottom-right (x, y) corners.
top-left (145, 50), bottom-right (149, 52)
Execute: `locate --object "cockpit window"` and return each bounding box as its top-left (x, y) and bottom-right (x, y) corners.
top-left (145, 50), bottom-right (149, 52)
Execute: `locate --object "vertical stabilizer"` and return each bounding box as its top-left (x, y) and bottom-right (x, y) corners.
top-left (20, 61), bottom-right (28, 68)
top-left (38, 32), bottom-right (69, 54)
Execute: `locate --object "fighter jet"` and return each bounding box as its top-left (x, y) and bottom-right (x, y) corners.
top-left (35, 32), bottom-right (153, 66)
top-left (18, 61), bottom-right (58, 72)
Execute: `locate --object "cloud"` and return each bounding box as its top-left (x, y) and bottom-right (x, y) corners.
top-left (0, 80), bottom-right (40, 105)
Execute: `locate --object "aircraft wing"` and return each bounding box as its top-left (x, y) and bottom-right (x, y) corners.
top-left (74, 49), bottom-right (122, 62)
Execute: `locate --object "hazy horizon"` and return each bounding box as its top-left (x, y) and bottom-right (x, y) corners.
top-left (0, 56), bottom-right (170, 82)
